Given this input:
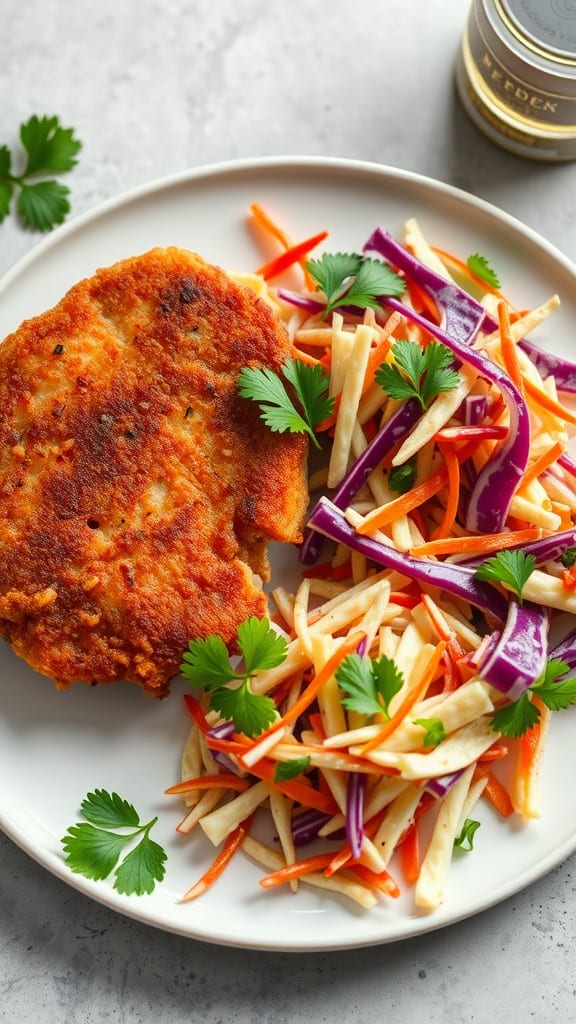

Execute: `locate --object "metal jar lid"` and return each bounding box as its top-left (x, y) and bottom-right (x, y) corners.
top-left (456, 0), bottom-right (576, 159)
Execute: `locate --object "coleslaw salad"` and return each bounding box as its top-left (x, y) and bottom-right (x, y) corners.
top-left (167, 203), bottom-right (576, 914)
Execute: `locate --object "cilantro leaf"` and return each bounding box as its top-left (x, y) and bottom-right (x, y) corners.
top-left (335, 653), bottom-right (404, 718)
top-left (306, 252), bottom-right (405, 315)
top-left (376, 340), bottom-right (460, 412)
top-left (80, 789), bottom-right (140, 829)
top-left (467, 253), bottom-right (501, 290)
top-left (474, 549), bottom-right (536, 604)
top-left (413, 717), bottom-right (446, 747)
top-left (61, 791), bottom-right (166, 895)
top-left (274, 756), bottom-right (312, 782)
top-left (340, 258), bottom-right (405, 312)
top-left (491, 659), bottom-right (576, 737)
top-left (181, 617), bottom-right (287, 737)
top-left (532, 658), bottom-right (576, 712)
top-left (211, 680), bottom-right (277, 736)
top-left (237, 616), bottom-right (288, 675)
top-left (61, 822), bottom-right (132, 881)
top-left (114, 834), bottom-right (167, 896)
top-left (561, 546), bottom-right (576, 568)
top-left (237, 360), bottom-right (333, 449)
top-left (0, 115), bottom-right (81, 231)
top-left (180, 634), bottom-right (238, 689)
top-left (306, 252), bottom-right (362, 309)
top-left (491, 691), bottom-right (540, 737)
top-left (454, 818), bottom-right (481, 852)
top-left (17, 180), bottom-right (71, 232)
top-left (389, 461), bottom-right (416, 494)
top-left (281, 359), bottom-right (334, 430)
top-left (20, 115), bottom-right (81, 176)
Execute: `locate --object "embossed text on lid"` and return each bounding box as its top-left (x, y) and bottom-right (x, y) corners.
top-left (501, 0), bottom-right (576, 61)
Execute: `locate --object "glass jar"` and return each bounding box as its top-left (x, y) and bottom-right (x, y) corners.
top-left (456, 0), bottom-right (576, 161)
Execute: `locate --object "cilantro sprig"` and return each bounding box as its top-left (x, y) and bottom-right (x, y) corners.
top-left (0, 115), bottom-right (82, 231)
top-left (474, 549), bottom-right (536, 604)
top-left (375, 339), bottom-right (460, 411)
top-left (467, 253), bottom-right (501, 290)
top-left (237, 359), bottom-right (333, 448)
top-left (306, 252), bottom-right (405, 315)
top-left (180, 617), bottom-right (287, 737)
top-left (61, 790), bottom-right (167, 896)
top-left (492, 658), bottom-right (576, 737)
top-left (335, 653), bottom-right (404, 718)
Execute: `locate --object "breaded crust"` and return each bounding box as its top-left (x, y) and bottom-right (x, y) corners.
top-left (0, 247), bottom-right (308, 695)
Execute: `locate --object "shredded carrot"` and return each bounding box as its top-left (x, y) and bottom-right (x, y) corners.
top-left (291, 346), bottom-right (321, 367)
top-left (524, 375), bottom-right (576, 426)
top-left (183, 693), bottom-right (211, 734)
top-left (405, 276), bottom-right (441, 325)
top-left (520, 439), bottom-right (565, 489)
top-left (243, 757), bottom-right (339, 815)
top-left (478, 743), bottom-right (508, 762)
top-left (256, 230), bottom-right (329, 281)
top-left (398, 822), bottom-right (420, 885)
top-left (350, 863), bottom-right (400, 897)
top-left (250, 202), bottom-right (292, 249)
top-left (498, 301), bottom-right (523, 392)
top-left (241, 630), bottom-right (366, 767)
top-left (410, 526), bottom-right (541, 558)
top-left (357, 467), bottom-right (448, 533)
top-left (431, 445), bottom-right (461, 540)
top-left (259, 853), bottom-right (334, 889)
top-left (481, 769), bottom-right (514, 818)
top-left (165, 775), bottom-right (250, 795)
top-left (513, 695), bottom-right (548, 818)
top-left (181, 815), bottom-right (253, 902)
top-left (359, 641), bottom-right (447, 754)
top-left (434, 425), bottom-right (508, 443)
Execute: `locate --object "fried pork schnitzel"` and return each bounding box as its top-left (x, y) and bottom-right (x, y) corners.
top-left (0, 248), bottom-right (308, 696)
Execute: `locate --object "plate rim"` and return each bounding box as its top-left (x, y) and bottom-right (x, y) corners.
top-left (2, 154), bottom-right (576, 950)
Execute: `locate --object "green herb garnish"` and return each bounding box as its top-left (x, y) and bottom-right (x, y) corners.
top-left (389, 460), bottom-right (416, 494)
top-left (274, 756), bottom-right (312, 783)
top-left (237, 359), bottom-right (333, 449)
top-left (61, 789), bottom-right (167, 895)
top-left (492, 658), bottom-right (576, 737)
top-left (0, 115), bottom-right (82, 231)
top-left (467, 253), bottom-right (501, 290)
top-left (375, 339), bottom-right (460, 412)
top-left (180, 617), bottom-right (287, 737)
top-left (561, 546), bottom-right (576, 569)
top-left (335, 652), bottom-right (404, 719)
top-left (474, 549), bottom-right (536, 604)
top-left (413, 717), bottom-right (446, 748)
top-left (454, 818), bottom-right (481, 852)
top-left (306, 252), bottom-right (405, 315)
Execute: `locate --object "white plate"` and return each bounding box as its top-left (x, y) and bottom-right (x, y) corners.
top-left (1, 156), bottom-right (576, 951)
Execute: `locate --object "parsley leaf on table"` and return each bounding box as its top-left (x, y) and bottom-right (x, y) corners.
top-left (335, 652), bottom-right (404, 718)
top-left (237, 359), bottom-right (333, 449)
top-left (375, 339), bottom-right (460, 412)
top-left (467, 253), bottom-right (501, 290)
top-left (492, 658), bottom-right (576, 737)
top-left (180, 617), bottom-right (286, 737)
top-left (61, 789), bottom-right (167, 895)
top-left (0, 115), bottom-right (81, 232)
top-left (474, 549), bottom-right (536, 604)
top-left (306, 252), bottom-right (405, 315)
